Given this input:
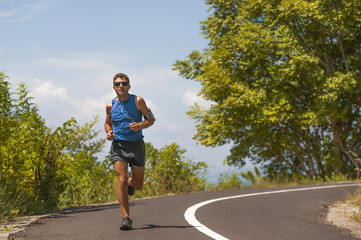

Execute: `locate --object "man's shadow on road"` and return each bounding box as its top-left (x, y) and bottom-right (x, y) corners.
top-left (57, 201), bottom-right (142, 215)
top-left (58, 203), bottom-right (120, 215)
top-left (135, 224), bottom-right (193, 230)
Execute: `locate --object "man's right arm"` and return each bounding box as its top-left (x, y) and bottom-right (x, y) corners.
top-left (105, 101), bottom-right (115, 140)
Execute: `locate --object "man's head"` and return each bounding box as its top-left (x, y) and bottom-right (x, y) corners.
top-left (113, 73), bottom-right (130, 85)
top-left (113, 73), bottom-right (131, 94)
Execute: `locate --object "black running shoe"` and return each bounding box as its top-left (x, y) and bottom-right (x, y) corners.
top-left (120, 217), bottom-right (132, 230)
top-left (128, 185), bottom-right (135, 196)
top-left (127, 171), bottom-right (135, 196)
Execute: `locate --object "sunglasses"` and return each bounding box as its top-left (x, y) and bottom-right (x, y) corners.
top-left (114, 82), bottom-right (129, 87)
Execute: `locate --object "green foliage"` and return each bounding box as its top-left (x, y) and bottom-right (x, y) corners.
top-left (216, 172), bottom-right (243, 190)
top-left (56, 118), bottom-right (116, 209)
top-left (57, 156), bottom-right (116, 209)
top-left (0, 74), bottom-right (115, 218)
top-left (173, 0), bottom-right (361, 180)
top-left (136, 142), bottom-right (209, 197)
top-left (262, 172), bottom-right (350, 187)
top-left (213, 166), bottom-right (352, 191)
top-left (240, 166), bottom-right (263, 186)
top-left (214, 166), bottom-right (263, 190)
top-left (0, 179), bottom-right (28, 220)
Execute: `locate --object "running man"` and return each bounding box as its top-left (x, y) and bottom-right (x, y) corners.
top-left (105, 73), bottom-right (155, 230)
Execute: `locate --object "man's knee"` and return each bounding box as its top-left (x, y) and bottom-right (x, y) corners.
top-left (117, 176), bottom-right (128, 188)
top-left (115, 170), bottom-right (128, 186)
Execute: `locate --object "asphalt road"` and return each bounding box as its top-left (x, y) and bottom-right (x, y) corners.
top-left (10, 183), bottom-right (360, 240)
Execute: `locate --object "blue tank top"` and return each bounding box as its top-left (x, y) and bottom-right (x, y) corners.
top-left (110, 94), bottom-right (143, 141)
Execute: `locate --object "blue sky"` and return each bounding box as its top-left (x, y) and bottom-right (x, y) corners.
top-left (1, 0), bottom-right (252, 182)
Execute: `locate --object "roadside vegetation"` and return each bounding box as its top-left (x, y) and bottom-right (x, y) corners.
top-left (2, 0), bottom-right (361, 228)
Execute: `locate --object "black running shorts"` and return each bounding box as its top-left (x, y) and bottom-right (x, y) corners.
top-left (110, 139), bottom-right (145, 167)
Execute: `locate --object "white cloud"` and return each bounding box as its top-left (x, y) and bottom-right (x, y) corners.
top-left (144, 98), bottom-right (158, 111)
top-left (40, 51), bottom-right (141, 70)
top-left (33, 78), bottom-right (69, 103)
top-left (41, 56), bottom-right (116, 72)
top-left (36, 51), bottom-right (179, 102)
top-left (73, 91), bottom-right (116, 123)
top-left (31, 78), bottom-right (107, 123)
top-left (39, 52), bottom-right (143, 89)
top-left (129, 67), bottom-right (178, 87)
top-left (20, 1), bottom-right (48, 11)
top-left (182, 89), bottom-right (213, 108)
top-left (0, 0), bottom-right (60, 22)
top-left (0, 11), bottom-right (14, 18)
top-left (26, 48), bottom-right (167, 126)
top-left (166, 122), bottom-right (182, 132)
top-left (30, 78), bottom-right (162, 128)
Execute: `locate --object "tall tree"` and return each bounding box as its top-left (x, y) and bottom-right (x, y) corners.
top-left (173, 0), bottom-right (361, 179)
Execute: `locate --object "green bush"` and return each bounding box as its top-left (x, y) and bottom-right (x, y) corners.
top-left (0, 179), bottom-right (28, 220)
top-left (215, 172), bottom-right (243, 190)
top-left (0, 75), bottom-right (115, 218)
top-left (136, 143), bottom-right (209, 197)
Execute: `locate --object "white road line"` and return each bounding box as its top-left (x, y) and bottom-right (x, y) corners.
top-left (184, 183), bottom-right (360, 240)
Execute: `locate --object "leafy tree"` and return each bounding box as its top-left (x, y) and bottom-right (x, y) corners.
top-left (173, 0), bottom-right (361, 179)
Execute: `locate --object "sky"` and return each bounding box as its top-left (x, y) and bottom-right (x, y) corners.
top-left (0, 0), bottom-right (253, 183)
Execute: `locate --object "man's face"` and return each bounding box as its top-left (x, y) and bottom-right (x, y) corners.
top-left (113, 78), bottom-right (130, 93)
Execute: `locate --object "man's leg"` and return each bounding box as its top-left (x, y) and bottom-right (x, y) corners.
top-left (114, 161), bottom-right (130, 217)
top-left (129, 165), bottom-right (144, 190)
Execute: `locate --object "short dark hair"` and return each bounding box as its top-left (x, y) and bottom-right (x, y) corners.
top-left (113, 73), bottom-right (130, 84)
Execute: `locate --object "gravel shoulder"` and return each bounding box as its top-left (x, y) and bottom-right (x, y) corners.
top-left (326, 200), bottom-right (361, 238)
top-left (0, 214), bottom-right (48, 240)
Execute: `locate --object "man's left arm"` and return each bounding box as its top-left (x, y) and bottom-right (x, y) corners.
top-left (129, 96), bottom-right (154, 131)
